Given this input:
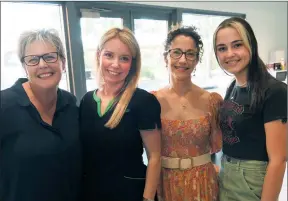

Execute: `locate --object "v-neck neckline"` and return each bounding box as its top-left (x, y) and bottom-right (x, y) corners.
top-left (93, 90), bottom-right (115, 117)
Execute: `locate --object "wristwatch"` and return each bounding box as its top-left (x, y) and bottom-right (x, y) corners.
top-left (143, 198), bottom-right (154, 201)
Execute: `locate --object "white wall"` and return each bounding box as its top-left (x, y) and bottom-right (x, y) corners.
top-left (123, 1), bottom-right (287, 64)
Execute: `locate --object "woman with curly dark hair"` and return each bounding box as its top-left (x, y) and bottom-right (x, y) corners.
top-left (152, 24), bottom-right (223, 201)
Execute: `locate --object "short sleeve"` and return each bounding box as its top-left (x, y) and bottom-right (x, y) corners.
top-left (134, 90), bottom-right (161, 130)
top-left (262, 83), bottom-right (287, 124)
top-left (209, 92), bottom-right (223, 153)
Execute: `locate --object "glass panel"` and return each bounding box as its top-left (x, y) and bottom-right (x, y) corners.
top-left (1, 2), bottom-right (69, 90)
top-left (134, 18), bottom-right (168, 164)
top-left (80, 17), bottom-right (123, 91)
top-left (134, 18), bottom-right (169, 91)
top-left (182, 13), bottom-right (231, 97)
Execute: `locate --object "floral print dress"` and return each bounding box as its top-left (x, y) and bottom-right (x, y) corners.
top-left (155, 92), bottom-right (223, 201)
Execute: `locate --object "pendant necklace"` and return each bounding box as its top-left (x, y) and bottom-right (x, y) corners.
top-left (170, 87), bottom-right (189, 109)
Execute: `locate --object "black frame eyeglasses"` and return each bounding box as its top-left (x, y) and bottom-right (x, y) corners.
top-left (167, 48), bottom-right (198, 61)
top-left (21, 52), bottom-right (59, 66)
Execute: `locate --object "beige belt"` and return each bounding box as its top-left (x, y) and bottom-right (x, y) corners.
top-left (161, 153), bottom-right (211, 170)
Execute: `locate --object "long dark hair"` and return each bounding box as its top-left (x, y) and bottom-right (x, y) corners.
top-left (213, 17), bottom-right (272, 112)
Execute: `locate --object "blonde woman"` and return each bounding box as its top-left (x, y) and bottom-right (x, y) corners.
top-left (79, 28), bottom-right (161, 201)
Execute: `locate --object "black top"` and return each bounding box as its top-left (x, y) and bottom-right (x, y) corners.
top-left (79, 88), bottom-right (161, 200)
top-left (219, 77), bottom-right (287, 161)
top-left (0, 78), bottom-right (82, 201)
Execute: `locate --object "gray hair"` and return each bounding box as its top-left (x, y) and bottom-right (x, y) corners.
top-left (18, 29), bottom-right (66, 64)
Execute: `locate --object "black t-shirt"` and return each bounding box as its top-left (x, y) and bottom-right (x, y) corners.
top-left (219, 77), bottom-right (287, 161)
top-left (79, 88), bottom-right (161, 200)
top-left (0, 78), bottom-right (82, 201)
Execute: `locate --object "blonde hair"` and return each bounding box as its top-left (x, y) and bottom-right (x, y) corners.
top-left (213, 20), bottom-right (252, 60)
top-left (96, 28), bottom-right (141, 129)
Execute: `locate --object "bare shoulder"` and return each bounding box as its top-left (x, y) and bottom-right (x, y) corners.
top-left (192, 85), bottom-right (210, 100)
top-left (152, 87), bottom-right (169, 99)
top-left (192, 85), bottom-right (223, 105)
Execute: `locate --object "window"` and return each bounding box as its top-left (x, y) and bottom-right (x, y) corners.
top-left (0, 2), bottom-right (69, 90)
top-left (182, 13), bottom-right (232, 97)
top-left (134, 18), bottom-right (169, 91)
top-left (133, 16), bottom-right (169, 164)
top-left (78, 6), bottom-right (171, 93)
top-left (80, 15), bottom-right (123, 91)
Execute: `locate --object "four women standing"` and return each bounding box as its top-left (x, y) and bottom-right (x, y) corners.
top-left (1, 16), bottom-right (286, 201)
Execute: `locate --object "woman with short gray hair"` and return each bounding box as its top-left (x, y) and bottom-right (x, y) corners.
top-left (0, 29), bottom-right (82, 201)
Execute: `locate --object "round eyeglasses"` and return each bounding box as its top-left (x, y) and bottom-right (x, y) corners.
top-left (167, 48), bottom-right (198, 61)
top-left (21, 52), bottom-right (59, 66)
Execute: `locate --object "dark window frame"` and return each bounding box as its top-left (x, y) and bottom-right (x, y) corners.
top-left (1, 1), bottom-right (245, 101)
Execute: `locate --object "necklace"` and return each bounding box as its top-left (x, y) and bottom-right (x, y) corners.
top-left (231, 82), bottom-right (247, 100)
top-left (236, 81), bottom-right (247, 87)
top-left (169, 87), bottom-right (189, 109)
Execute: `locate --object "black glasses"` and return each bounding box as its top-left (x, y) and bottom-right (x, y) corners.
top-left (21, 52), bottom-right (59, 66)
top-left (167, 48), bottom-right (198, 61)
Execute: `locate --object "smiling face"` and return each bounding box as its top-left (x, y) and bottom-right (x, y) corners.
top-left (98, 37), bottom-right (133, 86)
top-left (215, 27), bottom-right (250, 76)
top-left (23, 40), bottom-right (64, 89)
top-left (166, 35), bottom-right (199, 81)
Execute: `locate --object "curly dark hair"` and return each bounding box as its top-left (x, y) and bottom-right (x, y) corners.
top-left (164, 24), bottom-right (204, 62)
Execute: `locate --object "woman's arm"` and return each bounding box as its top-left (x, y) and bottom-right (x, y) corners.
top-left (261, 120), bottom-right (287, 201)
top-left (140, 128), bottom-right (161, 200)
top-left (209, 92), bottom-right (223, 173)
